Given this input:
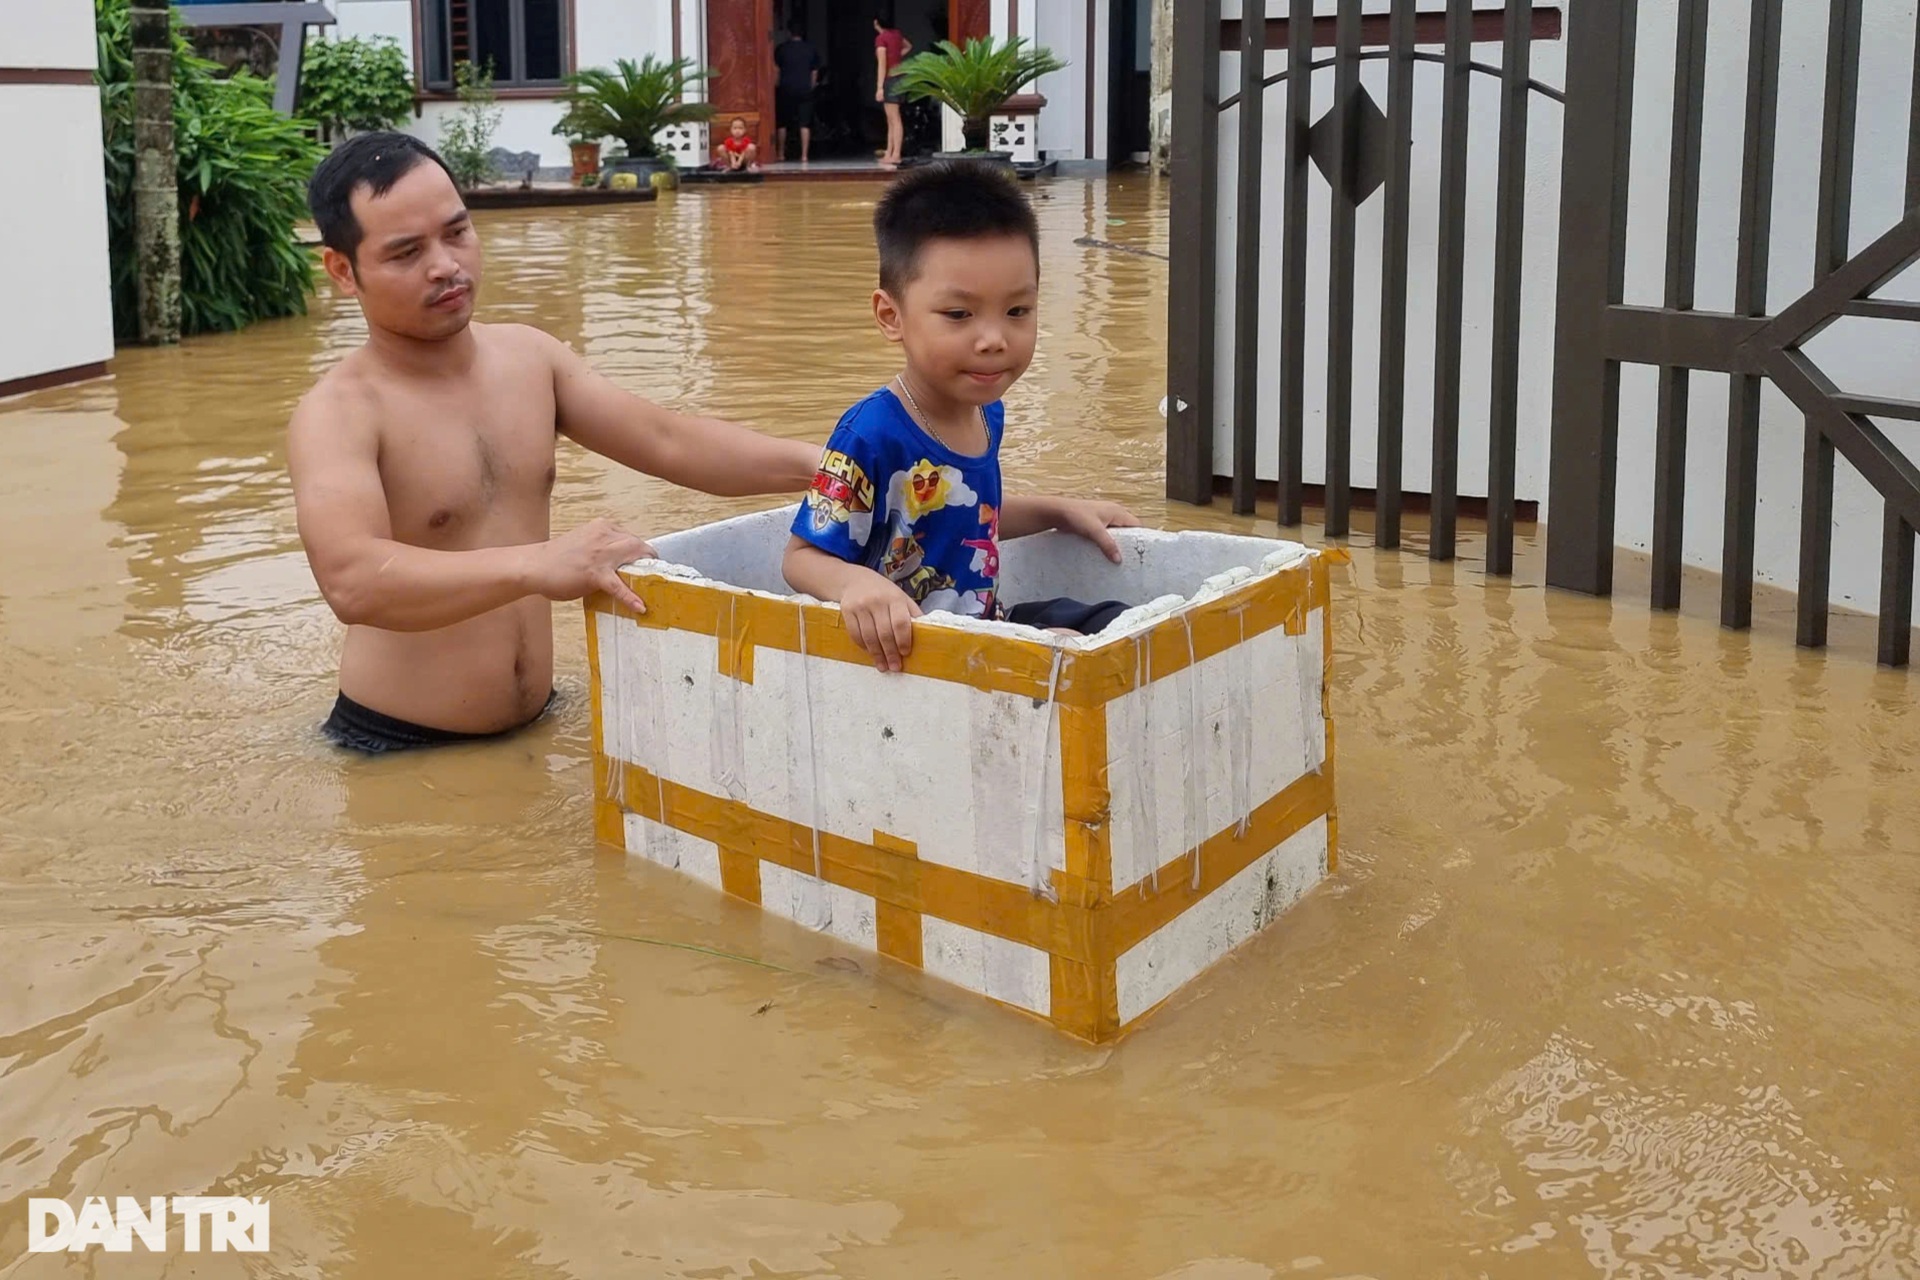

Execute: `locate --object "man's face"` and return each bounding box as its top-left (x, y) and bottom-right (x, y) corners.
top-left (322, 160), bottom-right (482, 341)
top-left (875, 234), bottom-right (1039, 408)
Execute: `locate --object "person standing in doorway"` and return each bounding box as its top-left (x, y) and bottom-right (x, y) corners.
top-left (874, 10), bottom-right (913, 166)
top-left (773, 23), bottom-right (821, 163)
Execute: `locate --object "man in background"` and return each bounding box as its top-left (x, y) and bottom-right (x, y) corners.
top-left (774, 24), bottom-right (823, 164)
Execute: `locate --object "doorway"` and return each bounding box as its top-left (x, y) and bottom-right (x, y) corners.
top-left (1108, 0), bottom-right (1152, 165)
top-left (772, 0), bottom-right (951, 161)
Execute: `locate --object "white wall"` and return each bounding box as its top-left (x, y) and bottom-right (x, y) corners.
top-left (1614, 0), bottom-right (1920, 613)
top-left (1018, 0), bottom-right (1109, 161)
top-left (330, 0), bottom-right (680, 170)
top-left (1209, 0), bottom-right (1565, 504)
top-left (0, 4), bottom-right (114, 388)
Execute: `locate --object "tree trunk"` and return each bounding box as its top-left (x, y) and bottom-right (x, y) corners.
top-left (1149, 0), bottom-right (1175, 176)
top-left (130, 0), bottom-right (181, 345)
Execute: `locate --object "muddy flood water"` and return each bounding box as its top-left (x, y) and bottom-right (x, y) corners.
top-left (2, 175), bottom-right (1918, 1278)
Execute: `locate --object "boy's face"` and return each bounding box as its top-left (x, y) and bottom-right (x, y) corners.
top-left (731, 120), bottom-right (747, 138)
top-left (875, 234), bottom-right (1039, 407)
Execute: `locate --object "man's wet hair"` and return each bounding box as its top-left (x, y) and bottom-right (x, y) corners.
top-left (873, 161), bottom-right (1040, 296)
top-left (308, 132), bottom-right (458, 262)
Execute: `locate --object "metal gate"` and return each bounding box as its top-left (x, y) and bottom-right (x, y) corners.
top-left (1166, 0), bottom-right (1920, 668)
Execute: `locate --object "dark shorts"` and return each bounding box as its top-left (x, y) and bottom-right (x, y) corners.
top-left (1005, 598), bottom-right (1131, 635)
top-left (882, 80), bottom-right (907, 106)
top-left (777, 86), bottom-right (816, 129)
top-left (322, 689), bottom-right (556, 755)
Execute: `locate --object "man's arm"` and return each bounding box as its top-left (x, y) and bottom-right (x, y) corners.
top-left (288, 390), bottom-right (649, 631)
top-left (1001, 495), bottom-right (1141, 562)
top-left (546, 333), bottom-right (818, 495)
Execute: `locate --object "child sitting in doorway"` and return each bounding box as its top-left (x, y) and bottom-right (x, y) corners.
top-left (713, 117), bottom-right (759, 171)
top-left (783, 162), bottom-right (1138, 672)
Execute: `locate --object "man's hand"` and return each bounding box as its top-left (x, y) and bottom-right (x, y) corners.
top-left (839, 571), bottom-right (921, 672)
top-left (531, 519), bottom-right (656, 614)
top-left (1002, 496), bottom-right (1142, 563)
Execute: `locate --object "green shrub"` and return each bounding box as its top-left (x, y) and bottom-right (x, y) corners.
top-left (96, 0), bottom-right (324, 339)
top-left (438, 60), bottom-right (501, 189)
top-left (300, 35), bottom-right (414, 142)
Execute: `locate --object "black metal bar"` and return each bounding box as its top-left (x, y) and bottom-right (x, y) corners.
top-left (1230, 5), bottom-right (1268, 515)
top-left (1430, 0), bottom-right (1473, 561)
top-left (1651, 0), bottom-right (1708, 610)
top-left (1164, 0), bottom-right (1223, 506)
top-left (1602, 306), bottom-right (1769, 373)
top-left (1843, 299), bottom-right (1920, 322)
top-left (1910, 9), bottom-right (1920, 210)
top-left (1721, 0), bottom-right (1783, 630)
top-left (1485, 0), bottom-right (1532, 576)
top-left (1277, 0), bottom-right (1313, 526)
top-left (1751, 208), bottom-right (1920, 353)
top-left (1831, 393), bottom-right (1920, 421)
top-left (1324, 0), bottom-right (1363, 538)
top-left (1376, 0), bottom-right (1417, 550)
top-left (1545, 1), bottom-right (1638, 595)
top-left (1882, 506), bottom-right (1915, 667)
top-left (1797, 0), bottom-right (1863, 649)
top-left (1764, 351), bottom-right (1920, 532)
top-left (1797, 430), bottom-right (1836, 648)
top-left (1227, 51), bottom-right (1569, 107)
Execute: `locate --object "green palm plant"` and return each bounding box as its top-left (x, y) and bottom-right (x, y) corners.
top-left (553, 56), bottom-right (715, 164)
top-left (888, 37), bottom-right (1066, 153)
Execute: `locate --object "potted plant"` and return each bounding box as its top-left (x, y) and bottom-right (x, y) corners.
top-left (552, 102), bottom-right (603, 184)
top-left (554, 56), bottom-right (715, 189)
top-left (889, 36), bottom-right (1065, 164)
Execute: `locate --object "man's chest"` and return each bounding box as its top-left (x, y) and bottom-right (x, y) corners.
top-left (376, 395), bottom-right (558, 541)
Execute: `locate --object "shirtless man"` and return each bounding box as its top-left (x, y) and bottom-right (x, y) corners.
top-left (289, 132), bottom-right (820, 752)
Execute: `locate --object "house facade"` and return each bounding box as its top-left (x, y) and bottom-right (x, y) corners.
top-left (0, 3), bottom-right (113, 396)
top-left (331, 0), bottom-right (1154, 172)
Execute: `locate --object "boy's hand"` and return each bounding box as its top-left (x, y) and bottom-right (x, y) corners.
top-left (840, 572), bottom-right (922, 672)
top-left (1052, 499), bottom-right (1141, 564)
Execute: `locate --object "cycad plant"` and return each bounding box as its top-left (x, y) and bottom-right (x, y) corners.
top-left (889, 37), bottom-right (1065, 153)
top-left (555, 56), bottom-right (715, 164)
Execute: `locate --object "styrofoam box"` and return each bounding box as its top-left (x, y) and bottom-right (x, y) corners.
top-left (586, 507), bottom-right (1338, 1042)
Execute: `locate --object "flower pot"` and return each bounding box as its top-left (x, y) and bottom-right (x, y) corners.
top-left (961, 117), bottom-right (992, 153)
top-left (599, 154), bottom-right (671, 189)
top-left (569, 141), bottom-right (602, 184)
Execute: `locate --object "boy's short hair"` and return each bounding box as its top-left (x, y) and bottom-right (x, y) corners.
top-left (308, 131), bottom-right (457, 263)
top-left (731, 116), bottom-right (747, 126)
top-left (873, 161), bottom-right (1040, 296)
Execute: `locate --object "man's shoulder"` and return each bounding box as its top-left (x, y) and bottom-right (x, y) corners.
top-left (293, 355), bottom-right (378, 430)
top-left (477, 320), bottom-right (564, 360)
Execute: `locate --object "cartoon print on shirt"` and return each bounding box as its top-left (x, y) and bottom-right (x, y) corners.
top-left (887, 459), bottom-right (979, 523)
top-left (960, 503), bottom-right (1000, 579)
top-left (805, 449), bottom-right (876, 544)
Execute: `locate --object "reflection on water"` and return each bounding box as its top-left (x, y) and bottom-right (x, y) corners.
top-left (1, 175), bottom-right (1917, 1276)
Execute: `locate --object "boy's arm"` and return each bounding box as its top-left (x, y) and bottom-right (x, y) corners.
top-left (546, 332), bottom-right (818, 495)
top-left (1001, 495), bottom-right (1140, 562)
top-left (784, 537), bottom-right (921, 673)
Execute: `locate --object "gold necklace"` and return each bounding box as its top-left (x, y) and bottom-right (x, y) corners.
top-left (895, 374), bottom-right (984, 453)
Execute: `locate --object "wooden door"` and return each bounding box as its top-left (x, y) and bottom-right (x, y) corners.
top-left (951, 0), bottom-right (991, 44)
top-left (706, 0), bottom-right (775, 152)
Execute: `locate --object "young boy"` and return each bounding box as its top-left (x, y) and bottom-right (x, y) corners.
top-left (783, 162), bottom-right (1137, 672)
top-left (713, 118), bottom-right (759, 170)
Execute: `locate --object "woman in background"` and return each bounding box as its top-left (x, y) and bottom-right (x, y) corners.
top-left (874, 11), bottom-right (912, 166)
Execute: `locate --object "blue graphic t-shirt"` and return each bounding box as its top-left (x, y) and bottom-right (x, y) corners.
top-left (792, 387), bottom-right (1006, 619)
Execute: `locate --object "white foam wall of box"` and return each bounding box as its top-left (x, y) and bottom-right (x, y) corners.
top-left (598, 618), bottom-right (1070, 886)
top-left (1104, 614), bottom-right (1326, 894)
